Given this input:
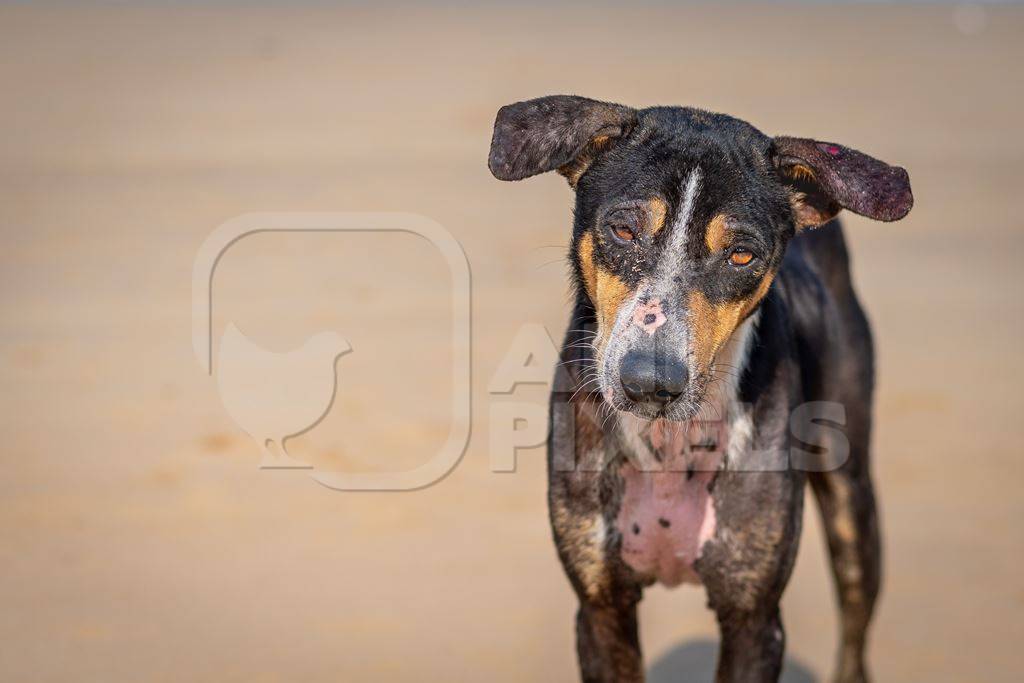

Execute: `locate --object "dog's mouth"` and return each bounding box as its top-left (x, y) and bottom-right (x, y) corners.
top-left (615, 391), bottom-right (704, 423)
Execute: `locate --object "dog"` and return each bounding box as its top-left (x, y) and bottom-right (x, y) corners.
top-left (487, 96), bottom-right (912, 682)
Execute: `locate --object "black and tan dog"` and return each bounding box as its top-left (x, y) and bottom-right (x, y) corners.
top-left (488, 96), bottom-right (912, 682)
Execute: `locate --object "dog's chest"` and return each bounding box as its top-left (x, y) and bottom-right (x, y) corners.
top-left (615, 418), bottom-right (727, 587)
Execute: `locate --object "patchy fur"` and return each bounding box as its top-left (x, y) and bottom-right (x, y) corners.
top-left (490, 95), bottom-right (912, 683)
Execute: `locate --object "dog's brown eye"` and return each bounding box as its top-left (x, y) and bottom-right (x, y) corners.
top-left (729, 248), bottom-right (754, 266)
top-left (612, 225), bottom-right (635, 242)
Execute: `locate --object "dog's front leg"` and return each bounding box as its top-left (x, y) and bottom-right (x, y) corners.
top-left (550, 491), bottom-right (645, 683)
top-left (699, 469), bottom-right (805, 683)
top-left (713, 607), bottom-right (786, 683)
top-left (575, 587), bottom-right (643, 683)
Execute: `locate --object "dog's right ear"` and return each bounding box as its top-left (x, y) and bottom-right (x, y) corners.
top-left (488, 96), bottom-right (637, 187)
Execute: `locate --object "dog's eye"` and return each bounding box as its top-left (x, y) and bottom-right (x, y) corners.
top-left (728, 247), bottom-right (755, 266)
top-left (611, 225), bottom-right (636, 242)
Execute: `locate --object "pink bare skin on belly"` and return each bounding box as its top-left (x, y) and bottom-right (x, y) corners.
top-left (616, 418), bottom-right (726, 587)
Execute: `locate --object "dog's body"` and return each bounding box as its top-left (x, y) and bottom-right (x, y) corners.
top-left (550, 222), bottom-right (876, 683)
top-left (488, 97), bottom-right (912, 682)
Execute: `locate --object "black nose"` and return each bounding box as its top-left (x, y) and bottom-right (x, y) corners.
top-left (619, 351), bottom-right (688, 406)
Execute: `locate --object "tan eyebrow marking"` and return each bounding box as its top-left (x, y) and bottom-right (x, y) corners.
top-left (704, 213), bottom-right (730, 253)
top-left (648, 197), bottom-right (668, 235)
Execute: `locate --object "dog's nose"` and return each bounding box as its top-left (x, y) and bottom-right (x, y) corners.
top-left (619, 351), bottom-right (688, 406)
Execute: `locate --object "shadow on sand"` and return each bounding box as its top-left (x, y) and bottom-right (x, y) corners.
top-left (649, 638), bottom-right (816, 683)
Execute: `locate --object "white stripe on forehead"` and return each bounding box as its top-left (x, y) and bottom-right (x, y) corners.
top-left (658, 168), bottom-right (701, 277)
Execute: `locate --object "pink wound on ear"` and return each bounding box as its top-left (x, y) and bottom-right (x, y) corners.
top-left (820, 143), bottom-right (842, 156)
top-left (633, 299), bottom-right (667, 335)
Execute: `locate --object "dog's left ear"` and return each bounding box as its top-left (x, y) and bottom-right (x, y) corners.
top-left (771, 136), bottom-right (913, 229)
top-left (488, 95), bottom-right (637, 187)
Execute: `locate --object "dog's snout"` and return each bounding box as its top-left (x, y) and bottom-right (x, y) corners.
top-left (619, 351), bottom-right (688, 406)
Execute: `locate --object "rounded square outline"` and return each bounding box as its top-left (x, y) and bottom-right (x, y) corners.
top-left (192, 212), bottom-right (471, 491)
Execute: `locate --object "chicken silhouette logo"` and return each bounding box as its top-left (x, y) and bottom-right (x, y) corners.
top-left (216, 323), bottom-right (351, 469)
top-left (192, 212), bottom-right (471, 491)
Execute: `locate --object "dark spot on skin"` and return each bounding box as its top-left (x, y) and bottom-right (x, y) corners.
top-left (632, 523), bottom-right (641, 535)
top-left (686, 464), bottom-right (696, 481)
top-left (658, 517), bottom-right (670, 528)
top-left (644, 313), bottom-right (657, 325)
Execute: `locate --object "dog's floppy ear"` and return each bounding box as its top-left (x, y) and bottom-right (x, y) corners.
top-left (488, 95), bottom-right (637, 187)
top-left (772, 136), bottom-right (913, 229)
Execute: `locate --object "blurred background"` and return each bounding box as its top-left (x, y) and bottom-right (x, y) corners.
top-left (1, 1), bottom-right (1021, 681)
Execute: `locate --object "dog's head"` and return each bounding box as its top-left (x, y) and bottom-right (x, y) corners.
top-left (489, 96), bottom-right (912, 421)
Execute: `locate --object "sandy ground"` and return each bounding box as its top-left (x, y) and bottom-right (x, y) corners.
top-left (1, 3), bottom-right (1022, 681)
